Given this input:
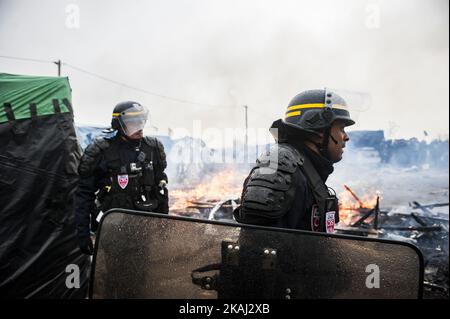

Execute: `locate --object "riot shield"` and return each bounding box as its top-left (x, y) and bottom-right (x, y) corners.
top-left (91, 209), bottom-right (423, 299)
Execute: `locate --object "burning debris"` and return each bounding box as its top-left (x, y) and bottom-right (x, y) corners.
top-left (169, 167), bottom-right (449, 299)
top-left (169, 170), bottom-right (244, 219)
top-left (336, 185), bottom-right (449, 299)
top-left (337, 184), bottom-right (382, 230)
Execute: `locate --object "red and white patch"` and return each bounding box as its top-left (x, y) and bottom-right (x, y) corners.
top-left (117, 174), bottom-right (129, 189)
top-left (311, 205), bottom-right (320, 232)
top-left (325, 211), bottom-right (336, 233)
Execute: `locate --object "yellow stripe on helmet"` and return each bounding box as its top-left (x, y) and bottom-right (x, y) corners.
top-left (287, 103), bottom-right (324, 111)
top-left (112, 111), bottom-right (146, 117)
top-left (331, 104), bottom-right (348, 110)
top-left (285, 110), bottom-right (302, 118)
top-left (287, 103), bottom-right (348, 111)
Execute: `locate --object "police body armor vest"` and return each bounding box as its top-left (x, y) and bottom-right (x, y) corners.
top-left (235, 143), bottom-right (339, 233)
top-left (79, 136), bottom-right (165, 213)
top-left (103, 137), bottom-right (157, 211)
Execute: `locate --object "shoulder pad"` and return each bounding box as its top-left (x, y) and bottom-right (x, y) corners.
top-left (237, 144), bottom-right (304, 221)
top-left (78, 137), bottom-right (110, 176)
top-left (143, 136), bottom-right (157, 147)
top-left (143, 136), bottom-right (167, 169)
top-left (256, 143), bottom-right (304, 174)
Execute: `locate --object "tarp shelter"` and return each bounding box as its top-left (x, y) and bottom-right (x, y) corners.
top-left (0, 73), bottom-right (89, 298)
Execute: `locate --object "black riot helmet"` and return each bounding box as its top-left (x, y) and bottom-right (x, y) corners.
top-left (283, 89), bottom-right (355, 134)
top-left (270, 89), bottom-right (356, 160)
top-left (111, 101), bottom-right (149, 137)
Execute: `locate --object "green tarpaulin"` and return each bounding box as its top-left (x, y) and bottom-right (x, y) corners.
top-left (0, 73), bottom-right (89, 298)
top-left (0, 73), bottom-right (72, 123)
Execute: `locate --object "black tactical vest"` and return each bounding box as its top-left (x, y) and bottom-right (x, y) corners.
top-left (98, 137), bottom-right (160, 212)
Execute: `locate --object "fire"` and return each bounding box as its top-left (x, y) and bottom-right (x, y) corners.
top-left (169, 173), bottom-right (383, 226)
top-left (169, 170), bottom-right (247, 212)
top-left (338, 185), bottom-right (382, 225)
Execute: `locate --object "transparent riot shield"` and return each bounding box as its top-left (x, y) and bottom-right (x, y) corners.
top-left (90, 209), bottom-right (423, 299)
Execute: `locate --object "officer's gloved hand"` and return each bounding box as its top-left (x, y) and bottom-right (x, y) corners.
top-left (158, 180), bottom-right (167, 195)
top-left (78, 236), bottom-right (94, 255)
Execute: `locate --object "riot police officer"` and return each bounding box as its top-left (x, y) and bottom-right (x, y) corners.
top-left (234, 89), bottom-right (355, 233)
top-left (75, 101), bottom-right (169, 254)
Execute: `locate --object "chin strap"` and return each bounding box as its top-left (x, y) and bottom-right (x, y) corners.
top-left (319, 127), bottom-right (332, 159)
top-left (329, 133), bottom-right (338, 144)
top-left (306, 127), bottom-right (338, 160)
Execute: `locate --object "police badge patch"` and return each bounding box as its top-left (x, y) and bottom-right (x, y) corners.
top-left (325, 211), bottom-right (336, 233)
top-left (311, 204), bottom-right (320, 232)
top-left (118, 174), bottom-right (129, 189)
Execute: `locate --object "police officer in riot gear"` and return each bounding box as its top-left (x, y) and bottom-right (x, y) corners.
top-left (75, 101), bottom-right (169, 254)
top-left (234, 89), bottom-right (355, 233)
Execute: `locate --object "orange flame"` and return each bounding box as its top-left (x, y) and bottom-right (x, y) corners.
top-left (169, 170), bottom-right (247, 212)
top-left (338, 186), bottom-right (382, 225)
top-left (169, 173), bottom-right (383, 226)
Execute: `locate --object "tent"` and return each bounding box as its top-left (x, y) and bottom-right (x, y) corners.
top-left (0, 73), bottom-right (89, 298)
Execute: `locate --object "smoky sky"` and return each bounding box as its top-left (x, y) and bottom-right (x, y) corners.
top-left (0, 0), bottom-right (448, 141)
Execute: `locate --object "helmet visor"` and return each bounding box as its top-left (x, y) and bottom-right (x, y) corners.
top-left (117, 103), bottom-right (149, 136)
top-left (325, 88), bottom-right (371, 127)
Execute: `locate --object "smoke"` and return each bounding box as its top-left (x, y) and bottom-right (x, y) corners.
top-left (0, 0), bottom-right (448, 140)
top-left (329, 137), bottom-right (449, 209)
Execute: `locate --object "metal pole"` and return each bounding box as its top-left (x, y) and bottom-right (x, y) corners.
top-left (244, 105), bottom-right (248, 162)
top-left (54, 59), bottom-right (61, 76)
